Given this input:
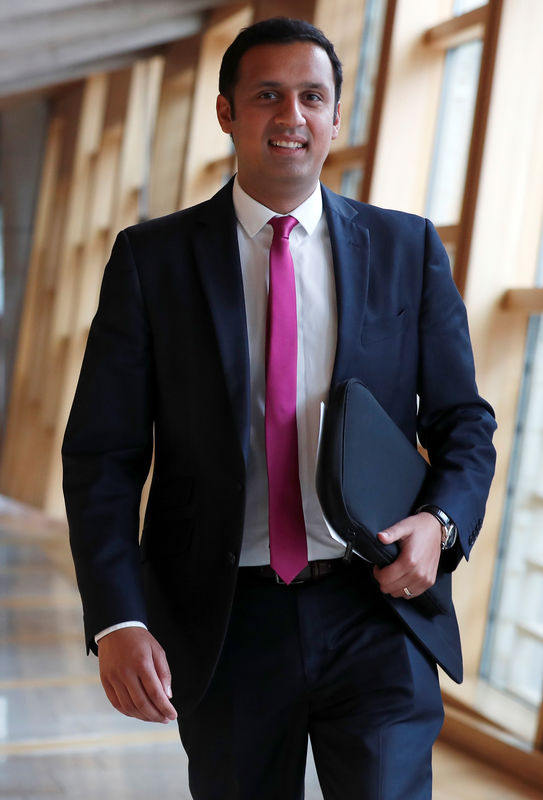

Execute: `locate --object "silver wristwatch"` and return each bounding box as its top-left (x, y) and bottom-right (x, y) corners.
top-left (417, 504), bottom-right (458, 550)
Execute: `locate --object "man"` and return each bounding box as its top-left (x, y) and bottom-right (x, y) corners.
top-left (63, 17), bottom-right (496, 800)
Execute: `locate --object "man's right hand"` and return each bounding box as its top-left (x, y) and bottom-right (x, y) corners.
top-left (98, 627), bottom-right (178, 724)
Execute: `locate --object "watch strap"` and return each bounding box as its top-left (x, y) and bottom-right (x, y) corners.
top-left (417, 504), bottom-right (458, 550)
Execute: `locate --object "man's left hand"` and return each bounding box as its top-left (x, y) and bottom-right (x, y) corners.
top-left (372, 512), bottom-right (442, 600)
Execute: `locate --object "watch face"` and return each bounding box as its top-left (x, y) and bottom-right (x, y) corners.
top-left (441, 523), bottom-right (457, 550)
top-left (418, 505), bottom-right (457, 549)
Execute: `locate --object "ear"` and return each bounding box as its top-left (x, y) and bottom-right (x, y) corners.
top-left (331, 101), bottom-right (341, 140)
top-left (216, 94), bottom-right (233, 133)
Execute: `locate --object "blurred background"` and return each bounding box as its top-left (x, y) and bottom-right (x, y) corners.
top-left (0, 0), bottom-right (542, 797)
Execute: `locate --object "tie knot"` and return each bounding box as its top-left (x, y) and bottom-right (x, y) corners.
top-left (270, 215), bottom-right (298, 240)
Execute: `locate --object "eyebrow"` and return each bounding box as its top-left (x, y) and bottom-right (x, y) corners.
top-left (250, 80), bottom-right (330, 93)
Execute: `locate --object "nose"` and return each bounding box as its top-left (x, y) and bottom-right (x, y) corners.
top-left (275, 94), bottom-right (305, 127)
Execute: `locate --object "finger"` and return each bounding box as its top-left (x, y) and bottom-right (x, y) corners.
top-left (97, 628), bottom-right (177, 722)
top-left (101, 658), bottom-right (175, 723)
top-left (382, 567), bottom-right (435, 599)
top-left (139, 666), bottom-right (177, 721)
top-left (392, 583), bottom-right (421, 599)
top-left (119, 674), bottom-right (174, 723)
top-left (373, 563), bottom-right (413, 596)
top-left (102, 674), bottom-right (151, 722)
top-left (375, 575), bottom-right (421, 600)
top-left (115, 680), bottom-right (154, 722)
top-left (377, 517), bottom-right (413, 545)
top-left (101, 675), bottom-right (124, 714)
top-left (130, 675), bottom-right (177, 724)
top-left (152, 643), bottom-right (173, 700)
top-left (373, 546), bottom-right (414, 583)
top-left (373, 551), bottom-right (423, 597)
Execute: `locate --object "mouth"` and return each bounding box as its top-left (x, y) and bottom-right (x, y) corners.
top-left (269, 139), bottom-right (306, 150)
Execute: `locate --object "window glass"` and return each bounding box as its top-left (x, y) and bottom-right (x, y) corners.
top-left (0, 206), bottom-right (5, 438)
top-left (444, 242), bottom-right (456, 273)
top-left (338, 0), bottom-right (387, 200)
top-left (425, 39), bottom-right (483, 227)
top-left (348, 0), bottom-right (388, 146)
top-left (454, 0), bottom-right (488, 14)
top-left (0, 206), bottom-right (4, 316)
top-left (340, 167), bottom-right (364, 200)
top-left (482, 227), bottom-right (543, 712)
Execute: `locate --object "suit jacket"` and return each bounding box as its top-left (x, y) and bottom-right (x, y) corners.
top-left (62, 178), bottom-right (496, 712)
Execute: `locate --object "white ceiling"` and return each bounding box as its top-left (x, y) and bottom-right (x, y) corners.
top-left (1, 0), bottom-right (231, 98)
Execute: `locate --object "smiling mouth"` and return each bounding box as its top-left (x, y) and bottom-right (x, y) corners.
top-left (269, 140), bottom-right (306, 150)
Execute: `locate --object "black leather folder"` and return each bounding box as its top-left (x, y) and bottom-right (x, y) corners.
top-left (316, 378), bottom-right (447, 615)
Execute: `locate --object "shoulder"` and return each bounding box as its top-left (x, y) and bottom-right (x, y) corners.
top-left (321, 184), bottom-right (429, 239)
top-left (121, 179), bottom-right (236, 245)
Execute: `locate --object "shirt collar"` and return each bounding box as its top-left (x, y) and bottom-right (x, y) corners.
top-left (232, 176), bottom-right (323, 239)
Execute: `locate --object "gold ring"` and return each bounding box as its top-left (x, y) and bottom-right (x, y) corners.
top-left (403, 587), bottom-right (413, 598)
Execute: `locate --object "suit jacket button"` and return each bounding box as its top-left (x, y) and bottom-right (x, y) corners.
top-left (227, 551), bottom-right (237, 566)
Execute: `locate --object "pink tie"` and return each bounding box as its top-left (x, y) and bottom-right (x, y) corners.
top-left (265, 215), bottom-right (308, 584)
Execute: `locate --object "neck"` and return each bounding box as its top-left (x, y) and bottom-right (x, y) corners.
top-left (236, 177), bottom-right (319, 215)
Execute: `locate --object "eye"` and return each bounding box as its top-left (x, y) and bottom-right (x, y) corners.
top-left (304, 92), bottom-right (323, 103)
top-left (258, 91), bottom-right (278, 101)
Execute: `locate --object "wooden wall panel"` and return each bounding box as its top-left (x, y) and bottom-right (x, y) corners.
top-left (0, 87), bottom-right (84, 506)
top-left (252, 0), bottom-right (316, 21)
top-left (369, 0), bottom-right (454, 214)
top-left (0, 62), bottom-right (161, 512)
top-left (447, 0), bottom-right (543, 680)
top-left (180, 4), bottom-right (253, 208)
top-left (1, 4), bottom-right (261, 515)
top-left (45, 59), bottom-right (166, 513)
top-left (149, 36), bottom-right (199, 218)
top-left (316, 0), bottom-right (366, 193)
top-left (314, 0), bottom-right (366, 152)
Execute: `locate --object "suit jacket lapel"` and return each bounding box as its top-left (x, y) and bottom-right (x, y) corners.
top-left (192, 180), bottom-right (251, 463)
top-left (189, 181), bottom-right (369, 461)
top-left (321, 185), bottom-right (370, 386)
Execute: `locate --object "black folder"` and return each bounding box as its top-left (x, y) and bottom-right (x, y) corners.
top-left (316, 378), bottom-right (447, 615)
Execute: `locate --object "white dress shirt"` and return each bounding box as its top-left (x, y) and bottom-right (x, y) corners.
top-left (96, 177), bottom-right (343, 643)
top-left (233, 177), bottom-right (344, 565)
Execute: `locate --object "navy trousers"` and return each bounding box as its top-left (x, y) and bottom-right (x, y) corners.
top-left (177, 561), bottom-right (444, 800)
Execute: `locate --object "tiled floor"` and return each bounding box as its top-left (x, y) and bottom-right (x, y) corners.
top-left (0, 496), bottom-right (540, 799)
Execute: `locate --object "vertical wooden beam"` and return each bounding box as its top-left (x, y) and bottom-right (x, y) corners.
top-left (454, 0), bottom-right (503, 295)
top-left (39, 75), bottom-right (109, 512)
top-left (180, 4), bottom-right (253, 209)
top-left (0, 85), bottom-right (85, 505)
top-left (315, 0), bottom-right (366, 193)
top-left (536, 704), bottom-right (543, 753)
top-left (44, 59), bottom-right (165, 514)
top-left (314, 0), bottom-right (366, 151)
top-left (52, 74), bottom-right (109, 344)
top-left (359, 0), bottom-right (397, 202)
top-left (149, 36), bottom-right (199, 218)
top-left (113, 57), bottom-right (165, 232)
top-left (252, 0), bottom-right (316, 22)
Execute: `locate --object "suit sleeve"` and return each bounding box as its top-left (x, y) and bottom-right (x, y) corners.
top-left (415, 220), bottom-right (497, 568)
top-left (62, 230), bottom-right (154, 653)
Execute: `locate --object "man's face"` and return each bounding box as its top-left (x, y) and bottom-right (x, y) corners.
top-left (217, 41), bottom-right (340, 212)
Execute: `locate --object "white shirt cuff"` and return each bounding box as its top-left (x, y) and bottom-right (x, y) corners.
top-left (95, 620), bottom-right (148, 644)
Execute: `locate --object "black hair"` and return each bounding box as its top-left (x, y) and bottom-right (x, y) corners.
top-left (219, 17), bottom-right (343, 117)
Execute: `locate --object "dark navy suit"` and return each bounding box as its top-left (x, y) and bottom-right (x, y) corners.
top-left (63, 179), bottom-right (496, 798)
